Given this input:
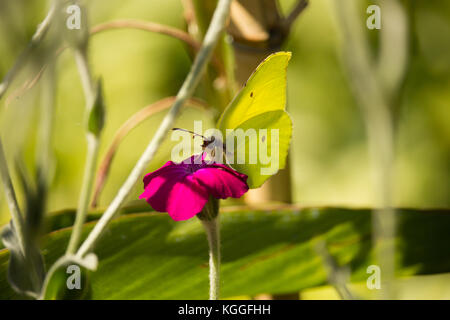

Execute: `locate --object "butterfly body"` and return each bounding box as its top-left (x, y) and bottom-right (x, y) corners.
top-left (171, 128), bottom-right (226, 159)
top-left (172, 51), bottom-right (293, 189)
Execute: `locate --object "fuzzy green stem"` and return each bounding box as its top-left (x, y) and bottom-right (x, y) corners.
top-left (66, 48), bottom-right (101, 254)
top-left (75, 0), bottom-right (232, 258)
top-left (201, 217), bottom-right (221, 300)
top-left (66, 135), bottom-right (99, 254)
top-left (0, 1), bottom-right (57, 99)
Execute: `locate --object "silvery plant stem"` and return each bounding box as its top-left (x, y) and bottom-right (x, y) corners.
top-left (76, 0), bottom-right (232, 258)
top-left (201, 217), bottom-right (221, 300)
top-left (66, 47), bottom-right (101, 254)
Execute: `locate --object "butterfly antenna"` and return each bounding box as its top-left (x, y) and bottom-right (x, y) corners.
top-left (172, 128), bottom-right (208, 140)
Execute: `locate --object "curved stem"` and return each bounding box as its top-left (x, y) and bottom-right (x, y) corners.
top-left (76, 0), bottom-right (232, 258)
top-left (91, 97), bottom-right (208, 208)
top-left (284, 0), bottom-right (309, 30)
top-left (38, 255), bottom-right (71, 300)
top-left (201, 217), bottom-right (221, 300)
top-left (39, 253), bottom-right (97, 299)
top-left (91, 19), bottom-right (225, 75)
top-left (91, 19), bottom-right (200, 51)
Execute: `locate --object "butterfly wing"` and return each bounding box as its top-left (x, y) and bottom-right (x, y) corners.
top-left (217, 52), bottom-right (293, 189)
top-left (217, 52), bottom-right (291, 131)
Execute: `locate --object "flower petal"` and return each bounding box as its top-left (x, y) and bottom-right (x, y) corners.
top-left (208, 162), bottom-right (248, 181)
top-left (142, 161), bottom-right (184, 188)
top-left (139, 154), bottom-right (249, 221)
top-left (166, 175), bottom-right (209, 221)
top-left (193, 166), bottom-right (249, 199)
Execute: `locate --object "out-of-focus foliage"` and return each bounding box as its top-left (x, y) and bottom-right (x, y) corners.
top-left (0, 0), bottom-right (449, 301)
top-left (0, 0), bottom-right (449, 226)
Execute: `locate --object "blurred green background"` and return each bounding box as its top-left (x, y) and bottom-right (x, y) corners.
top-left (0, 0), bottom-right (449, 226)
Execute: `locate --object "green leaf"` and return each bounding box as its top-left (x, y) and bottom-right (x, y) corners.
top-left (217, 52), bottom-right (291, 131)
top-left (0, 200), bottom-right (151, 250)
top-left (0, 207), bottom-right (449, 299)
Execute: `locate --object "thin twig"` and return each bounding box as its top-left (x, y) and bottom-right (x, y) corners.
top-left (91, 19), bottom-right (225, 75)
top-left (76, 0), bottom-right (232, 258)
top-left (91, 97), bottom-right (208, 207)
top-left (283, 0), bottom-right (308, 30)
top-left (91, 19), bottom-right (200, 51)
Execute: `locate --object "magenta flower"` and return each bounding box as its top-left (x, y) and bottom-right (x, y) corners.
top-left (139, 154), bottom-right (249, 221)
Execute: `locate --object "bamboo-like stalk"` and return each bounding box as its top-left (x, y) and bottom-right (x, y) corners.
top-left (335, 0), bottom-right (408, 299)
